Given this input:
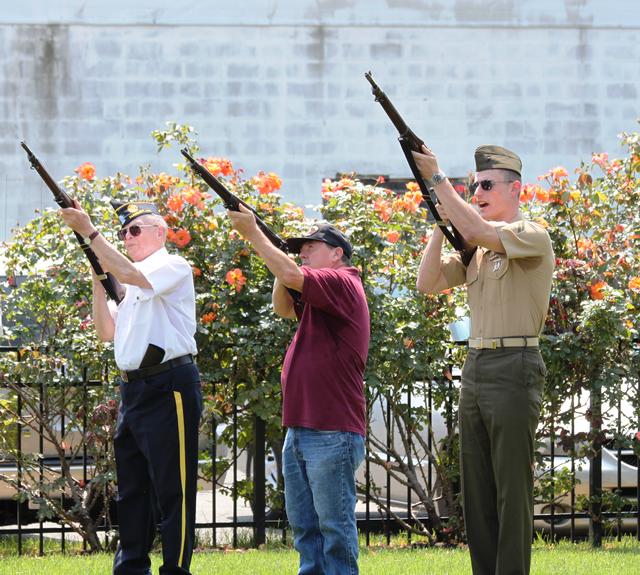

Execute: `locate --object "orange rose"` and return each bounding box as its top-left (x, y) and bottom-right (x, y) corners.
top-left (183, 186), bottom-right (210, 210)
top-left (403, 190), bottom-right (423, 211)
top-left (167, 193), bottom-right (184, 213)
top-left (373, 199), bottom-right (392, 222)
top-left (167, 228), bottom-right (191, 248)
top-left (577, 238), bottom-right (595, 257)
top-left (385, 230), bottom-right (400, 243)
top-left (550, 166), bottom-right (568, 181)
top-left (520, 184), bottom-right (536, 202)
top-left (589, 280), bottom-right (607, 300)
top-left (202, 311), bottom-right (217, 323)
top-left (321, 178), bottom-right (337, 199)
top-left (535, 187), bottom-right (550, 202)
top-left (192, 266), bottom-right (202, 277)
top-left (405, 181), bottom-right (420, 193)
top-left (628, 277), bottom-right (640, 292)
top-left (202, 157), bottom-right (234, 177)
top-left (75, 162), bottom-right (96, 181)
top-left (253, 171), bottom-right (282, 195)
top-left (225, 268), bottom-right (247, 293)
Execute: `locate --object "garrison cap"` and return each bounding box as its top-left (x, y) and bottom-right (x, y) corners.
top-left (110, 200), bottom-right (159, 227)
top-left (286, 223), bottom-right (353, 259)
top-left (474, 145), bottom-right (522, 178)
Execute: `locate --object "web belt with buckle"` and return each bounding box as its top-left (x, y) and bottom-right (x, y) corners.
top-left (467, 337), bottom-right (539, 349)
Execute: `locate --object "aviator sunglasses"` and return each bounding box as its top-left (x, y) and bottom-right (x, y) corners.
top-left (470, 179), bottom-right (515, 193)
top-left (117, 224), bottom-right (158, 241)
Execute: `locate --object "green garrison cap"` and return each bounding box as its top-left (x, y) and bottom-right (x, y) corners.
top-left (474, 145), bottom-right (522, 178)
top-left (110, 200), bottom-right (159, 227)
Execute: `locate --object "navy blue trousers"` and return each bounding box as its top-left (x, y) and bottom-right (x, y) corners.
top-left (113, 362), bottom-right (202, 575)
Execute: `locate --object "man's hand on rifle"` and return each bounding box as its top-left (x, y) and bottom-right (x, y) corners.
top-left (411, 144), bottom-right (440, 181)
top-left (59, 199), bottom-right (96, 237)
top-left (227, 203), bottom-right (259, 240)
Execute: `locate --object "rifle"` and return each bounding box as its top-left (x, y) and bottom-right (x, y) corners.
top-left (180, 148), bottom-right (303, 307)
top-left (365, 72), bottom-right (475, 265)
top-left (20, 142), bottom-right (124, 304)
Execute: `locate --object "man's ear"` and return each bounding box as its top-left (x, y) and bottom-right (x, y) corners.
top-left (333, 247), bottom-right (344, 262)
top-left (511, 180), bottom-right (522, 199)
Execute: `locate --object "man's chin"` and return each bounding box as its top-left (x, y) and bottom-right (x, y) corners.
top-left (478, 206), bottom-right (495, 220)
top-left (126, 247), bottom-right (142, 261)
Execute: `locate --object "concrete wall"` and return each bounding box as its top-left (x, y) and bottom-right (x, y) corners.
top-left (1, 0), bottom-right (639, 240)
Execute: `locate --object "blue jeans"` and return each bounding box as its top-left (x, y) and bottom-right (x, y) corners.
top-left (283, 427), bottom-right (365, 575)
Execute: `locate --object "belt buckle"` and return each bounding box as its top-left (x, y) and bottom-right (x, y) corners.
top-left (480, 338), bottom-right (497, 349)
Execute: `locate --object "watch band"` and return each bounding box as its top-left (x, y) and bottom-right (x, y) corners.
top-left (84, 230), bottom-right (100, 245)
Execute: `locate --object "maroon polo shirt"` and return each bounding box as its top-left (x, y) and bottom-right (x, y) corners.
top-left (281, 265), bottom-right (370, 436)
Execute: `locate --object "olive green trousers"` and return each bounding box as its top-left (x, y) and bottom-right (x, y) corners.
top-left (459, 347), bottom-right (545, 575)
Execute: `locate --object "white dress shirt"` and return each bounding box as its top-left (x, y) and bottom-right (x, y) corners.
top-left (111, 247), bottom-right (197, 371)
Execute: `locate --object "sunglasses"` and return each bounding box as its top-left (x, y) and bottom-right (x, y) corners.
top-left (470, 179), bottom-right (514, 193)
top-left (117, 224), bottom-right (158, 241)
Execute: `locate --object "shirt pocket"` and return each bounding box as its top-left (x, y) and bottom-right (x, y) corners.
top-left (486, 254), bottom-right (509, 280)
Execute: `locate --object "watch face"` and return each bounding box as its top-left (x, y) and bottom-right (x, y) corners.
top-left (432, 172), bottom-right (446, 185)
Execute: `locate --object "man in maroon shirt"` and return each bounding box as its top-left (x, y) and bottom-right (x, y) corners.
top-left (229, 205), bottom-right (370, 575)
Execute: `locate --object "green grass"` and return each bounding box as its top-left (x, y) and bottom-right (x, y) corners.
top-left (0, 537), bottom-right (638, 574)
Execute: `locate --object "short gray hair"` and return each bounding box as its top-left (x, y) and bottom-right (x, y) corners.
top-left (137, 213), bottom-right (168, 240)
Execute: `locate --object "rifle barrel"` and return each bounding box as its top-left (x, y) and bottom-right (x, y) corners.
top-left (20, 141), bottom-right (123, 303)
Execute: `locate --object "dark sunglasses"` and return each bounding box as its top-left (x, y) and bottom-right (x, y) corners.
top-left (117, 224), bottom-right (158, 241)
top-left (470, 179), bottom-right (514, 193)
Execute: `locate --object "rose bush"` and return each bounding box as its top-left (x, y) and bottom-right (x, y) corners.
top-left (1, 121), bottom-right (639, 548)
top-left (518, 132), bottom-right (640, 537)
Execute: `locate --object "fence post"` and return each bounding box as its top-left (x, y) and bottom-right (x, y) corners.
top-left (253, 415), bottom-right (266, 546)
top-left (588, 384), bottom-right (603, 548)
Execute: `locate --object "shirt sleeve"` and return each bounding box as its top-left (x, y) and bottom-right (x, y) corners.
top-left (135, 254), bottom-right (191, 300)
top-left (107, 298), bottom-right (120, 321)
top-left (301, 267), bottom-right (360, 318)
top-left (440, 253), bottom-right (467, 288)
top-left (496, 220), bottom-right (553, 260)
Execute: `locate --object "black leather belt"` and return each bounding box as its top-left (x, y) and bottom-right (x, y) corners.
top-left (121, 354), bottom-right (193, 382)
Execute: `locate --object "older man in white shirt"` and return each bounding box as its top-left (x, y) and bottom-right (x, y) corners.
top-left (60, 199), bottom-right (201, 575)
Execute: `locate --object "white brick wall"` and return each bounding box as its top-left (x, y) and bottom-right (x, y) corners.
top-left (1, 0), bottom-right (639, 240)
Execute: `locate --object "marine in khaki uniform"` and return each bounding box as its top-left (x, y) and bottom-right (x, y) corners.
top-left (414, 145), bottom-right (554, 575)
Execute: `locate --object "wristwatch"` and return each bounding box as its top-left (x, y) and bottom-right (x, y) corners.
top-left (429, 171), bottom-right (447, 187)
top-left (83, 229), bottom-right (100, 246)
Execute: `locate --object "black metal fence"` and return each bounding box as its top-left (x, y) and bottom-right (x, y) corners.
top-left (0, 345), bottom-right (638, 555)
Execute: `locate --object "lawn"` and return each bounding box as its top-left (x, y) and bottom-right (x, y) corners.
top-left (1, 537), bottom-right (639, 575)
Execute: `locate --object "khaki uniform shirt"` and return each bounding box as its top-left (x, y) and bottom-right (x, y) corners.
top-left (440, 219), bottom-right (554, 339)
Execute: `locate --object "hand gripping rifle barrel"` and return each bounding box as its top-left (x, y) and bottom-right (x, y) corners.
top-left (180, 148), bottom-right (303, 307)
top-left (20, 141), bottom-right (123, 304)
top-left (365, 72), bottom-right (475, 265)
